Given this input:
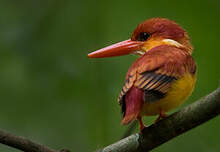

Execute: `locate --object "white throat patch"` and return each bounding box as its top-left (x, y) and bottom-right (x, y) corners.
top-left (162, 39), bottom-right (183, 48)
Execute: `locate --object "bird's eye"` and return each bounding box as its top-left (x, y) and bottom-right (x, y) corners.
top-left (138, 32), bottom-right (150, 41)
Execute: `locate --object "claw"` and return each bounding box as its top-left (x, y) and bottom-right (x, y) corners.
top-left (154, 109), bottom-right (168, 124)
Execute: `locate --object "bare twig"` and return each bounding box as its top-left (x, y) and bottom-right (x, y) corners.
top-left (0, 129), bottom-right (68, 152)
top-left (99, 87), bottom-right (220, 152)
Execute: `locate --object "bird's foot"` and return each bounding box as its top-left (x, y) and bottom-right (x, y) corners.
top-left (154, 110), bottom-right (168, 124)
top-left (137, 116), bottom-right (146, 132)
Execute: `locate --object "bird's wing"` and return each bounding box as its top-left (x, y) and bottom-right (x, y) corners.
top-left (118, 46), bottom-right (196, 104)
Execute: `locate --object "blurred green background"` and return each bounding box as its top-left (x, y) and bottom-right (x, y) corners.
top-left (0, 0), bottom-right (220, 152)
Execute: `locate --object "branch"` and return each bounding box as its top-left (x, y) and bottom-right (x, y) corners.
top-left (0, 129), bottom-right (70, 152)
top-left (99, 87), bottom-right (220, 152)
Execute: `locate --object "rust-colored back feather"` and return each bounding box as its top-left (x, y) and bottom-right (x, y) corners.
top-left (118, 45), bottom-right (196, 124)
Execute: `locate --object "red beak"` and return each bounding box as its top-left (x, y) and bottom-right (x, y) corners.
top-left (88, 39), bottom-right (144, 58)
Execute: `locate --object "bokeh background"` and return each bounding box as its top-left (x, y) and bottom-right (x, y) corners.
top-left (0, 0), bottom-right (220, 152)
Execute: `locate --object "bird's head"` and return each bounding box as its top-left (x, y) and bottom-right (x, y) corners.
top-left (88, 18), bottom-right (193, 58)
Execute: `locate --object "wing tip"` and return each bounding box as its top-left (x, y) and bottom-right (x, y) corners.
top-left (121, 86), bottom-right (144, 125)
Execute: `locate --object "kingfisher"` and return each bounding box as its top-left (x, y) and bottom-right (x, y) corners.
top-left (88, 18), bottom-right (197, 131)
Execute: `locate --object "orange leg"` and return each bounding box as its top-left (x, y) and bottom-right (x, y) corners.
top-left (154, 109), bottom-right (168, 124)
top-left (137, 116), bottom-right (146, 132)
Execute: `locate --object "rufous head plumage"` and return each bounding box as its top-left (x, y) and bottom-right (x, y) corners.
top-left (88, 18), bottom-right (193, 58)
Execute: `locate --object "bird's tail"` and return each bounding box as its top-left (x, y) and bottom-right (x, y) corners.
top-left (121, 86), bottom-right (144, 125)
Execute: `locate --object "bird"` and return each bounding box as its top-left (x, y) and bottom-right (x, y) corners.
top-left (88, 18), bottom-right (197, 131)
